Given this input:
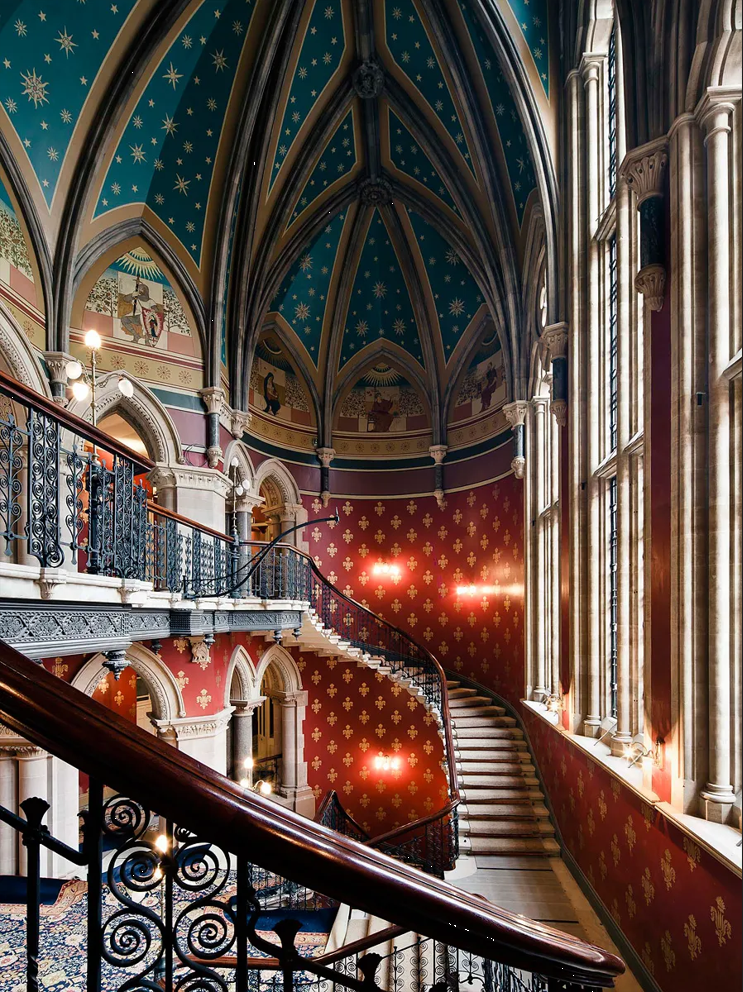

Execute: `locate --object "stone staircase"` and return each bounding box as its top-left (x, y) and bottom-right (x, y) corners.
top-left (448, 680), bottom-right (559, 858)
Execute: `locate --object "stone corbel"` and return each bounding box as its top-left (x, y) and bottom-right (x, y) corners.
top-left (620, 138), bottom-right (669, 312)
top-left (429, 445), bottom-right (448, 509)
top-left (231, 410), bottom-right (252, 439)
top-left (316, 447), bottom-right (335, 507)
top-left (35, 567), bottom-right (68, 601)
top-left (542, 322), bottom-right (569, 427)
top-left (200, 387), bottom-right (225, 468)
top-left (43, 352), bottom-right (75, 407)
top-left (189, 636), bottom-right (212, 670)
top-left (502, 401), bottom-right (528, 479)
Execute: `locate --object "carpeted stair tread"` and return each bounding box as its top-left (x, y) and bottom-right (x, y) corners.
top-left (458, 752), bottom-right (532, 765)
top-left (462, 803), bottom-right (550, 819)
top-left (450, 696), bottom-right (504, 710)
top-left (459, 761), bottom-right (535, 775)
top-left (455, 738), bottom-right (527, 750)
top-left (460, 819), bottom-right (555, 837)
top-left (450, 705), bottom-right (508, 717)
top-left (454, 728), bottom-right (524, 741)
top-left (461, 788), bottom-right (545, 801)
top-left (447, 687), bottom-right (479, 699)
top-left (452, 715), bottom-right (517, 728)
top-left (467, 836), bottom-right (560, 855)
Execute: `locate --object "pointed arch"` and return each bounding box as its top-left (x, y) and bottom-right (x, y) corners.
top-left (251, 458), bottom-right (302, 509)
top-left (0, 300), bottom-right (50, 396)
top-left (70, 643), bottom-right (186, 723)
top-left (255, 643), bottom-right (303, 696)
top-left (331, 345), bottom-right (433, 428)
top-left (222, 439), bottom-right (256, 488)
top-left (70, 223), bottom-right (207, 357)
top-left (66, 370), bottom-right (184, 466)
top-left (442, 310), bottom-right (502, 436)
top-left (225, 643), bottom-right (258, 709)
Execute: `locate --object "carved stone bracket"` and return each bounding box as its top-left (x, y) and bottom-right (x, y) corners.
top-left (502, 401), bottom-right (528, 479)
top-left (542, 323), bottom-right (568, 427)
top-left (635, 262), bottom-right (667, 312)
top-left (352, 60), bottom-right (384, 99)
top-left (230, 410), bottom-right (252, 439)
top-left (189, 636), bottom-right (212, 670)
top-left (620, 140), bottom-right (668, 205)
top-left (43, 352), bottom-right (75, 407)
top-left (359, 177), bottom-right (393, 206)
top-left (429, 445), bottom-right (448, 509)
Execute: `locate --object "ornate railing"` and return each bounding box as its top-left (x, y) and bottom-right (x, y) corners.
top-left (0, 640), bottom-right (625, 991)
top-left (316, 791), bottom-right (371, 844)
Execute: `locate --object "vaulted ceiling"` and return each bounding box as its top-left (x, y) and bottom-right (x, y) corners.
top-left (0, 0), bottom-right (557, 446)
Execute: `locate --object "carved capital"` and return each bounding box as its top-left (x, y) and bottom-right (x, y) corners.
top-left (315, 447), bottom-right (336, 468)
top-left (551, 399), bottom-right (568, 427)
top-left (352, 60), bottom-right (384, 99)
top-left (433, 488), bottom-right (447, 510)
top-left (511, 456), bottom-right (526, 480)
top-left (359, 177), bottom-right (393, 206)
top-left (207, 445), bottom-right (223, 469)
top-left (200, 387), bottom-right (225, 416)
top-left (502, 401), bottom-right (528, 429)
top-left (44, 352), bottom-right (75, 405)
top-left (428, 444), bottom-right (448, 465)
top-left (35, 567), bottom-right (68, 600)
top-left (542, 322), bottom-right (568, 361)
top-left (635, 263), bottom-right (666, 311)
top-left (231, 410), bottom-right (252, 439)
top-left (621, 139), bottom-right (668, 205)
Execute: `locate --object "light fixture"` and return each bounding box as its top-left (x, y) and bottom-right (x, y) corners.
top-left (117, 376), bottom-right (134, 398)
top-left (256, 779), bottom-right (273, 796)
top-left (71, 379), bottom-right (90, 402)
top-left (373, 753), bottom-right (401, 773)
top-left (65, 359), bottom-right (82, 381)
top-left (84, 328), bottom-right (102, 351)
top-left (154, 833), bottom-right (169, 854)
top-left (455, 584), bottom-right (496, 596)
top-left (372, 561), bottom-right (401, 578)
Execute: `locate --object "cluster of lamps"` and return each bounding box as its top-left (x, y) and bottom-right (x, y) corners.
top-left (372, 562), bottom-right (401, 578)
top-left (455, 584), bottom-right (496, 596)
top-left (239, 755), bottom-right (273, 796)
top-left (373, 753), bottom-right (401, 772)
top-left (65, 329), bottom-right (134, 425)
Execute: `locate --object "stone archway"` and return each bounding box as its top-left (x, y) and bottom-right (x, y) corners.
top-left (253, 643), bottom-right (314, 816)
top-left (0, 301), bottom-right (49, 395)
top-left (251, 458), bottom-right (307, 550)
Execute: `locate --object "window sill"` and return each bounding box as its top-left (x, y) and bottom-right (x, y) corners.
top-left (521, 699), bottom-right (742, 877)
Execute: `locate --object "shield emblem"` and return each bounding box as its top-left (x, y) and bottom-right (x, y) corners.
top-left (140, 305), bottom-right (164, 347)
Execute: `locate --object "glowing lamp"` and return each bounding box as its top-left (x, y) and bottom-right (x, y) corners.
top-left (243, 756), bottom-right (254, 770)
top-left (84, 329), bottom-right (102, 351)
top-left (372, 562), bottom-right (401, 578)
top-left (373, 754), bottom-right (401, 773)
top-left (154, 834), bottom-right (169, 854)
top-left (117, 376), bottom-right (134, 398)
top-left (65, 360), bottom-right (82, 381)
top-left (71, 380), bottom-right (90, 402)
top-left (456, 584), bottom-right (495, 596)
top-left (256, 780), bottom-right (273, 796)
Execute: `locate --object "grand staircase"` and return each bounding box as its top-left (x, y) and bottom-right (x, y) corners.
top-left (448, 680), bottom-right (559, 859)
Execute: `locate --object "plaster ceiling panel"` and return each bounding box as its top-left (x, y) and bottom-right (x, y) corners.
top-left (385, 106), bottom-right (460, 218)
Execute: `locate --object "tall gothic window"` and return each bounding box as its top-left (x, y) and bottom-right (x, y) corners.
top-left (607, 26), bottom-right (618, 199)
top-left (608, 475), bottom-right (618, 719)
top-left (608, 234), bottom-right (618, 453)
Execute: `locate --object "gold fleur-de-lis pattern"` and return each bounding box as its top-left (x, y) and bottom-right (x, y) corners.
top-left (521, 709), bottom-right (742, 991)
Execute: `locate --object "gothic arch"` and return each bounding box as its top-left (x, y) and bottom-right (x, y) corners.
top-left (0, 301), bottom-right (50, 396)
top-left (251, 458), bottom-right (302, 510)
top-left (225, 644), bottom-right (258, 709)
top-left (71, 643), bottom-right (186, 723)
top-left (223, 439), bottom-right (257, 489)
top-left (254, 643), bottom-right (303, 697)
top-left (65, 370), bottom-right (184, 466)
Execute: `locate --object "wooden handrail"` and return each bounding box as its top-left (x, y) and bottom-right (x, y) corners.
top-left (315, 790), bottom-right (371, 839)
top-left (0, 640), bottom-right (623, 985)
top-left (148, 500), bottom-right (236, 544)
top-left (0, 367), bottom-right (155, 472)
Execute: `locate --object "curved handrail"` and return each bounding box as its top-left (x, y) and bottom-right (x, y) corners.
top-left (148, 499), bottom-right (237, 544)
top-left (247, 539), bottom-right (461, 861)
top-left (315, 790), bottom-right (371, 843)
top-left (0, 367), bottom-right (155, 472)
top-left (0, 639), bottom-right (624, 985)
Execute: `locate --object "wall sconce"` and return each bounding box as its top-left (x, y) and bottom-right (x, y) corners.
top-left (372, 562), bottom-right (401, 578)
top-left (544, 693), bottom-right (563, 714)
top-left (455, 584), bottom-right (496, 596)
top-left (373, 753), bottom-right (401, 772)
top-left (239, 756), bottom-right (273, 796)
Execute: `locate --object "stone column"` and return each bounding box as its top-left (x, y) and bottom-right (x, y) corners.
top-left (149, 465), bottom-right (232, 530)
top-left (157, 710), bottom-right (234, 776)
top-left (230, 699), bottom-right (263, 778)
top-left (624, 143), bottom-right (669, 312)
top-left (567, 68), bottom-right (586, 732)
top-left (699, 98), bottom-right (737, 818)
top-left (280, 690), bottom-right (314, 817)
top-left (17, 747), bottom-right (49, 876)
top-left (503, 401), bottom-right (528, 479)
top-left (316, 448), bottom-right (335, 508)
top-left (549, 408), bottom-right (561, 697)
top-left (612, 176), bottom-right (634, 755)
top-left (43, 352), bottom-right (75, 407)
top-left (582, 57), bottom-right (603, 736)
top-left (429, 445), bottom-right (448, 509)
top-left (0, 749), bottom-right (17, 874)
top-left (200, 387), bottom-right (224, 469)
top-left (531, 396), bottom-right (549, 699)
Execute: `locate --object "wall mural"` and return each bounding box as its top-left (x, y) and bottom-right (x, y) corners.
top-left (448, 327), bottom-right (507, 448)
top-left (0, 175), bottom-right (44, 347)
top-left (248, 334), bottom-right (316, 447)
top-left (78, 246), bottom-right (202, 391)
top-left (336, 363), bottom-right (428, 436)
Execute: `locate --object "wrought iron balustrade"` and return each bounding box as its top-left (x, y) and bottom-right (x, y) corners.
top-left (0, 640), bottom-right (625, 992)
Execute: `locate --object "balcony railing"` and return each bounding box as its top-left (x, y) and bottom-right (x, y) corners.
top-left (0, 640), bottom-right (625, 991)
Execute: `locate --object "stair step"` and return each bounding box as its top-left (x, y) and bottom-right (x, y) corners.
top-left (446, 681), bottom-right (461, 689)
top-left (459, 761), bottom-right (534, 775)
top-left (449, 696), bottom-right (501, 709)
top-left (458, 750), bottom-right (531, 763)
top-left (460, 819), bottom-right (554, 838)
top-left (451, 704), bottom-right (507, 717)
top-left (452, 716), bottom-right (517, 728)
top-left (461, 774), bottom-right (540, 787)
top-left (454, 728), bottom-right (524, 742)
top-left (467, 837), bottom-right (561, 855)
top-left (462, 803), bottom-right (550, 820)
top-left (447, 687), bottom-right (478, 699)
top-left (461, 788), bottom-right (545, 802)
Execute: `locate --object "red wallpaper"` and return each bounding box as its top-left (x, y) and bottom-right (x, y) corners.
top-left (298, 651), bottom-right (448, 835)
top-left (522, 708), bottom-right (741, 992)
top-left (42, 656), bottom-right (138, 722)
top-left (303, 476), bottom-right (526, 705)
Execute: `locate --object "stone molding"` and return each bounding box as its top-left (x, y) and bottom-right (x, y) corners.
top-left (634, 263), bottom-right (667, 311)
top-left (541, 322), bottom-right (569, 360)
top-left (154, 706), bottom-right (233, 741)
top-left (148, 464), bottom-right (233, 499)
top-left (620, 137), bottom-right (668, 204)
top-left (502, 401), bottom-right (528, 428)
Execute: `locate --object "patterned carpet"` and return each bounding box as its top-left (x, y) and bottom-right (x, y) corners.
top-left (0, 880), bottom-right (332, 991)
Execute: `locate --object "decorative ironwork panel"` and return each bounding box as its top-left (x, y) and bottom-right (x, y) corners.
top-left (0, 406), bottom-right (25, 556)
top-left (27, 406), bottom-right (63, 567)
